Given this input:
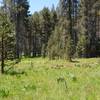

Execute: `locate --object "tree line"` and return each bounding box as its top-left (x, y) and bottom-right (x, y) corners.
top-left (0, 0), bottom-right (100, 73)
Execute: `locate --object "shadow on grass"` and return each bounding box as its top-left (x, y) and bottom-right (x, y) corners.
top-left (71, 60), bottom-right (79, 63)
top-left (4, 70), bottom-right (26, 76)
top-left (4, 63), bottom-right (27, 76)
top-left (4, 58), bottom-right (25, 76)
top-left (5, 58), bottom-right (21, 72)
top-left (0, 89), bottom-right (9, 98)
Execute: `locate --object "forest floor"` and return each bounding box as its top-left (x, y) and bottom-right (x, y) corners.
top-left (0, 58), bottom-right (100, 100)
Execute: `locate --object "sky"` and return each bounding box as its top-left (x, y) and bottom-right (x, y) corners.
top-left (29, 0), bottom-right (59, 14)
top-left (0, 0), bottom-right (59, 14)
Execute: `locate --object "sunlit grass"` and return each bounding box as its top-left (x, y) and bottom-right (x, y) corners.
top-left (0, 57), bottom-right (100, 100)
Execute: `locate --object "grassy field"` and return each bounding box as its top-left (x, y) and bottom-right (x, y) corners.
top-left (0, 58), bottom-right (100, 100)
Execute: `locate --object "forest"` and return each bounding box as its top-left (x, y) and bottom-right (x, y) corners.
top-left (0, 0), bottom-right (100, 100)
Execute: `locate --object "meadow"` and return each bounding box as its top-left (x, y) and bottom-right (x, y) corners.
top-left (0, 58), bottom-right (100, 100)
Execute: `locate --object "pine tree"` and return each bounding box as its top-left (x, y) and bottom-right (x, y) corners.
top-left (40, 7), bottom-right (52, 57)
top-left (6, 0), bottom-right (30, 58)
top-left (76, 0), bottom-right (98, 57)
top-left (0, 11), bottom-right (12, 74)
top-left (51, 5), bottom-right (58, 30)
top-left (47, 25), bottom-right (61, 59)
top-left (47, 17), bottom-right (74, 61)
top-left (31, 12), bottom-right (41, 57)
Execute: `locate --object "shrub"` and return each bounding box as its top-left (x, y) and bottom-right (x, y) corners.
top-left (0, 89), bottom-right (9, 98)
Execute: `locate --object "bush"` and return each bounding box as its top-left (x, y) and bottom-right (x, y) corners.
top-left (0, 89), bottom-right (9, 98)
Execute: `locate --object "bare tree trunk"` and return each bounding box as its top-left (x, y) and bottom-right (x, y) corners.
top-left (15, 0), bottom-right (20, 59)
top-left (1, 35), bottom-right (4, 74)
top-left (28, 32), bottom-right (32, 56)
top-left (68, 0), bottom-right (73, 37)
top-left (15, 0), bottom-right (21, 59)
top-left (15, 22), bottom-right (20, 59)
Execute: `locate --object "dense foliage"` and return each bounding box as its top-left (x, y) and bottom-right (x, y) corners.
top-left (0, 0), bottom-right (100, 73)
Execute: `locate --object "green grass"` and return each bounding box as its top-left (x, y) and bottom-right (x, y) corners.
top-left (0, 58), bottom-right (100, 100)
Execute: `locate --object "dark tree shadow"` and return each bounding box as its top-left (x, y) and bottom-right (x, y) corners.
top-left (5, 70), bottom-right (26, 76)
top-left (15, 58), bottom-right (21, 64)
top-left (71, 60), bottom-right (79, 63)
top-left (5, 61), bottom-right (17, 72)
top-left (4, 60), bottom-right (26, 76)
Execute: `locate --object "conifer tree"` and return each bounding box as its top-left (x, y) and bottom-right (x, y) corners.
top-left (0, 11), bottom-right (12, 74)
top-left (40, 7), bottom-right (52, 57)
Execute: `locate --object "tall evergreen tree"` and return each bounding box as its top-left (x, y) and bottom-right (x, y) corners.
top-left (31, 12), bottom-right (41, 57)
top-left (0, 10), bottom-right (12, 74)
top-left (40, 7), bottom-right (52, 57)
top-left (76, 0), bottom-right (98, 57)
top-left (5, 0), bottom-right (30, 58)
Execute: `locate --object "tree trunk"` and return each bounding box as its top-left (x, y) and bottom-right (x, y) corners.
top-left (68, 0), bottom-right (73, 37)
top-left (28, 32), bottom-right (32, 56)
top-left (15, 12), bottom-right (20, 59)
top-left (1, 36), bottom-right (4, 74)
